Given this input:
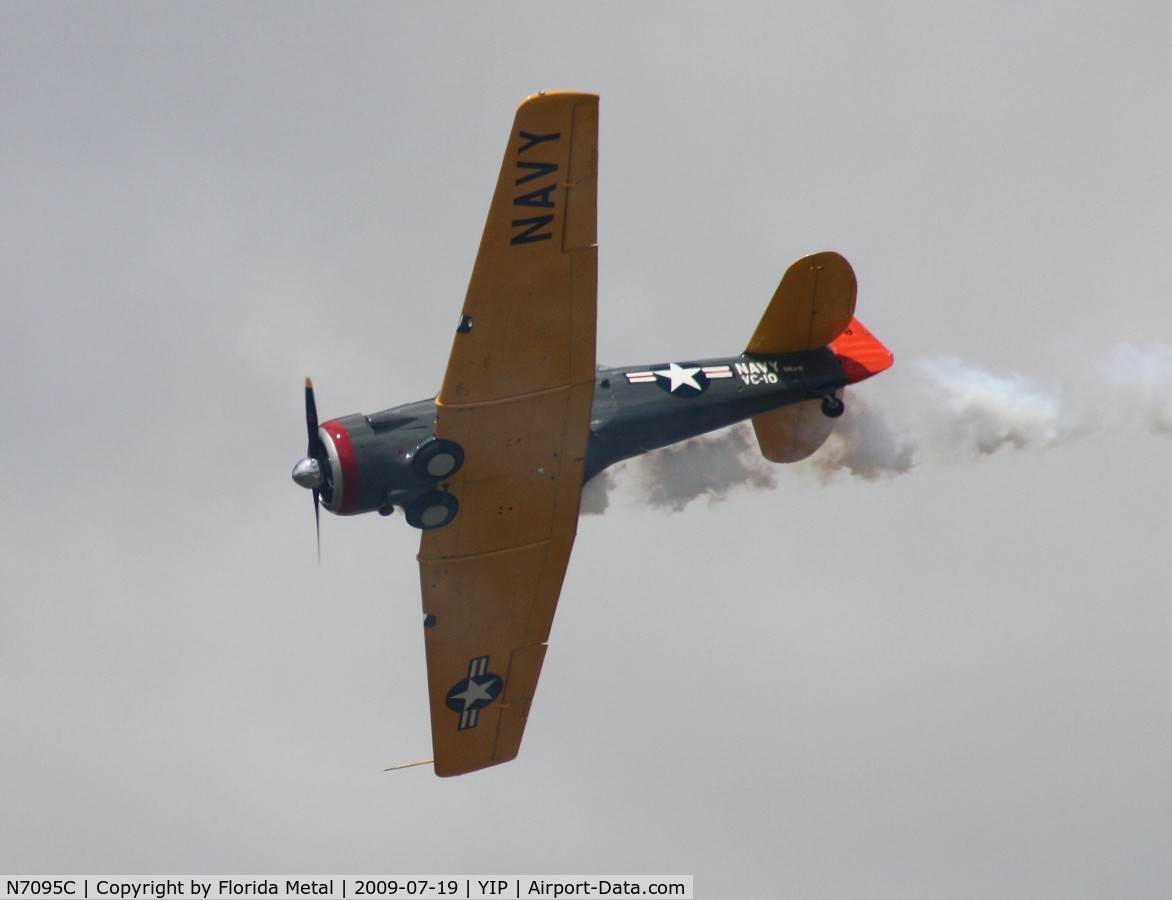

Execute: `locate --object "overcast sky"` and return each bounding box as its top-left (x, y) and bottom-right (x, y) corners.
top-left (3, 3), bottom-right (1171, 896)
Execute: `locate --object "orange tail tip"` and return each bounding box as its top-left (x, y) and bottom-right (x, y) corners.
top-left (830, 317), bottom-right (893, 384)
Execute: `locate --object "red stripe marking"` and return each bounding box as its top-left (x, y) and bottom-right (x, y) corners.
top-left (322, 419), bottom-right (361, 514)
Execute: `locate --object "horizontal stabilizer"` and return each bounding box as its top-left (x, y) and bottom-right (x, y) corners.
top-left (751, 396), bottom-right (837, 464)
top-left (746, 251), bottom-right (857, 354)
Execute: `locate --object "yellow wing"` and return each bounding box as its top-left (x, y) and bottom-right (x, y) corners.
top-left (418, 92), bottom-right (598, 776)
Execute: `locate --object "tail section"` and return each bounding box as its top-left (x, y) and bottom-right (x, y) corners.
top-left (746, 250), bottom-right (893, 464)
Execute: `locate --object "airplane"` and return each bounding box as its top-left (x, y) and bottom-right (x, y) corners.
top-left (290, 91), bottom-right (892, 776)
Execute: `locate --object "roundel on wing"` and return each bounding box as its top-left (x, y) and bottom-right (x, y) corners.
top-left (445, 671), bottom-right (504, 714)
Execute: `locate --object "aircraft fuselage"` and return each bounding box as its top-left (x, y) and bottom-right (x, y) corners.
top-left (585, 347), bottom-right (842, 480)
top-left (308, 347), bottom-right (846, 522)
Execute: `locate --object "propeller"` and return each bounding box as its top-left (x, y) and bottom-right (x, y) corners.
top-left (293, 377), bottom-right (325, 561)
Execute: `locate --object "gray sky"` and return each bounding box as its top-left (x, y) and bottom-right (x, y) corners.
top-left (3, 2), bottom-right (1170, 896)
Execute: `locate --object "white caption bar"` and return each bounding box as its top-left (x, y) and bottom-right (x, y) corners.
top-left (1, 878), bottom-right (693, 900)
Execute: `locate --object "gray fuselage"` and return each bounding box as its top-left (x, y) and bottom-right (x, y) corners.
top-left (313, 346), bottom-right (846, 518)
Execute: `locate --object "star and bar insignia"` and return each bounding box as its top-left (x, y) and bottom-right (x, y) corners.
top-left (625, 363), bottom-right (733, 396)
top-left (445, 656), bottom-right (504, 730)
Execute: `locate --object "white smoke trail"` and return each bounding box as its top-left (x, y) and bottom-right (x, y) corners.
top-left (579, 425), bottom-right (774, 515)
top-left (582, 346), bottom-right (1172, 511)
top-left (1096, 344), bottom-right (1172, 436)
top-left (633, 424), bottom-right (776, 511)
top-left (805, 392), bottom-right (916, 482)
top-left (808, 358), bottom-right (1073, 482)
top-left (579, 469), bottom-right (616, 515)
top-left (813, 348), bottom-right (1172, 481)
top-left (918, 359), bottom-right (1068, 457)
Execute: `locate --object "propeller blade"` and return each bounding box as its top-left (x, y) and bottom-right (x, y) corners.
top-left (305, 377), bottom-right (323, 563)
top-left (305, 377), bottom-right (320, 457)
top-left (313, 488), bottom-right (321, 563)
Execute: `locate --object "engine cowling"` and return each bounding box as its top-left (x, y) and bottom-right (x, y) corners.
top-left (314, 414), bottom-right (463, 518)
top-left (316, 415), bottom-right (405, 515)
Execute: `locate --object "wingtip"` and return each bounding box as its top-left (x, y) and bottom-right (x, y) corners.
top-left (519, 90), bottom-right (599, 110)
